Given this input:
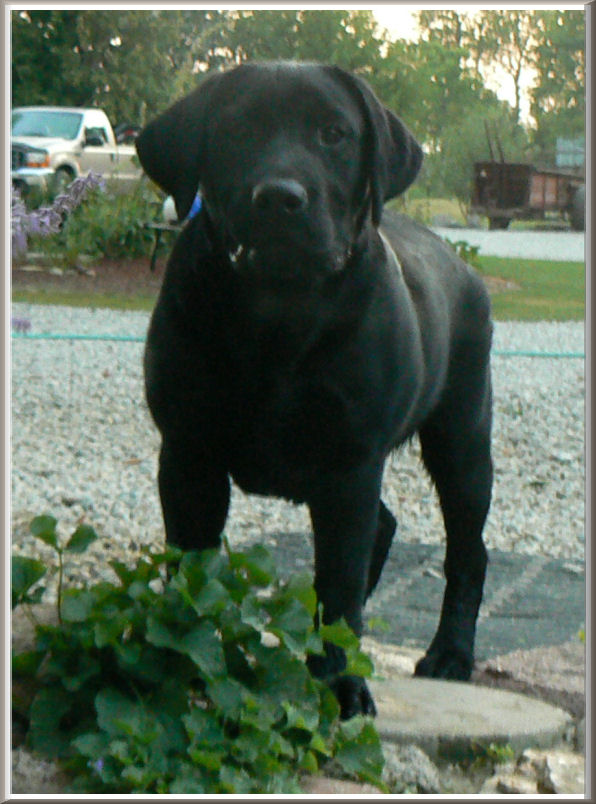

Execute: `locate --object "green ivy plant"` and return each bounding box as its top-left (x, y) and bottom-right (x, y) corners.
top-left (12, 516), bottom-right (385, 794)
top-left (444, 238), bottom-right (482, 269)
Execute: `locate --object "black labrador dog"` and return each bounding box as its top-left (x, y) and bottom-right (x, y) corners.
top-left (136, 61), bottom-right (493, 719)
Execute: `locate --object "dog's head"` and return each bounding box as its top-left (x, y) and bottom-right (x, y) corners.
top-left (137, 62), bottom-right (422, 281)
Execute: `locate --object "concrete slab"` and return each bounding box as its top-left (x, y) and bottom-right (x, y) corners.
top-left (369, 677), bottom-right (574, 764)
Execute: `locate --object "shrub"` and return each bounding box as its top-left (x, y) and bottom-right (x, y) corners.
top-left (444, 238), bottom-right (482, 269)
top-left (12, 516), bottom-right (385, 794)
top-left (21, 179), bottom-right (160, 265)
top-left (11, 173), bottom-right (105, 260)
top-left (55, 181), bottom-right (159, 262)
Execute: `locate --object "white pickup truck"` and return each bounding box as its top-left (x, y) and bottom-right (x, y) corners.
top-left (11, 106), bottom-right (142, 196)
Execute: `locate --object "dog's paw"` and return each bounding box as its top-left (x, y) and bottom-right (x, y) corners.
top-left (414, 648), bottom-right (473, 681)
top-left (329, 675), bottom-right (377, 720)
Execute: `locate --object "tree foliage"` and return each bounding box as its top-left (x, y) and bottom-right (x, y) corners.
top-left (530, 10), bottom-right (585, 161)
top-left (11, 10), bottom-right (229, 123)
top-left (11, 8), bottom-right (584, 198)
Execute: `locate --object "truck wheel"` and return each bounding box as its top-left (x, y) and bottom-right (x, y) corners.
top-left (488, 216), bottom-right (511, 230)
top-left (569, 186), bottom-right (585, 232)
top-left (52, 167), bottom-right (74, 197)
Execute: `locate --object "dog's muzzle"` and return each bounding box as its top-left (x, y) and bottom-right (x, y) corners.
top-left (251, 178), bottom-right (308, 216)
top-left (219, 179), bottom-right (350, 280)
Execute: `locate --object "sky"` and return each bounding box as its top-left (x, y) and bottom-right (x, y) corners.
top-left (371, 4), bottom-right (419, 41)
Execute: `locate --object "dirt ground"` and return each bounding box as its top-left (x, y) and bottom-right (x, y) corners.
top-left (11, 255), bottom-right (517, 300)
top-left (11, 254), bottom-right (167, 299)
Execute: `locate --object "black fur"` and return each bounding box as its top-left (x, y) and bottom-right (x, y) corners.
top-left (136, 61), bottom-right (493, 718)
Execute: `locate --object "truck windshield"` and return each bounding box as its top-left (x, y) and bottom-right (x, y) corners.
top-left (11, 110), bottom-right (83, 140)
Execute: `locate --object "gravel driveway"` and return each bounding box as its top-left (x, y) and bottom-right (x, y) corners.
top-left (11, 303), bottom-right (585, 601)
top-left (431, 227), bottom-right (585, 262)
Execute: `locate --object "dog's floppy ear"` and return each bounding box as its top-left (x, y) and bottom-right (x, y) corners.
top-left (136, 72), bottom-right (224, 221)
top-left (324, 66), bottom-right (423, 226)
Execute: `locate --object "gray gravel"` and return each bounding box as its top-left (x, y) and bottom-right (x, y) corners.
top-left (11, 303), bottom-right (585, 600)
top-left (431, 227), bottom-right (585, 262)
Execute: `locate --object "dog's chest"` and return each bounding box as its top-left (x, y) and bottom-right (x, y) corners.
top-left (226, 357), bottom-right (373, 500)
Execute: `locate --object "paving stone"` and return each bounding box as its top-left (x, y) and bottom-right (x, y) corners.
top-left (382, 743), bottom-right (441, 793)
top-left (299, 776), bottom-right (379, 794)
top-left (521, 748), bottom-right (585, 794)
top-left (576, 717), bottom-right (585, 752)
top-left (369, 676), bottom-right (573, 763)
top-left (481, 772), bottom-right (539, 794)
top-left (480, 748), bottom-right (585, 795)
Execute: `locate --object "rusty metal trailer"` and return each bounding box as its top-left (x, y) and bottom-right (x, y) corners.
top-left (471, 160), bottom-right (585, 231)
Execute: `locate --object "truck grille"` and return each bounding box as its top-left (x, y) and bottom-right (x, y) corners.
top-left (11, 146), bottom-right (27, 170)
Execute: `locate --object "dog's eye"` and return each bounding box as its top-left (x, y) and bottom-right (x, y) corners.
top-left (319, 124), bottom-right (347, 146)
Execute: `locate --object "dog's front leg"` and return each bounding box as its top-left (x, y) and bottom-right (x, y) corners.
top-left (306, 461), bottom-right (383, 719)
top-left (158, 437), bottom-right (230, 552)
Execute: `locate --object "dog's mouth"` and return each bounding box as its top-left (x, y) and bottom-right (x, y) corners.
top-left (225, 236), bottom-right (351, 281)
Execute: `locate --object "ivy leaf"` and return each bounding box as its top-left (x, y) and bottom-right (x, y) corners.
top-left (187, 747), bottom-right (223, 771)
top-left (12, 647), bottom-right (46, 678)
top-left (61, 588), bottom-right (95, 622)
top-left (268, 597), bottom-right (313, 655)
top-left (345, 647), bottom-right (374, 678)
top-left (334, 716), bottom-right (385, 788)
top-left (65, 524), bottom-right (98, 553)
top-left (282, 572), bottom-right (317, 616)
top-left (11, 555), bottom-right (47, 608)
top-left (183, 706), bottom-right (225, 745)
top-left (320, 619), bottom-right (359, 651)
top-left (29, 515), bottom-right (59, 549)
top-left (191, 578), bottom-right (231, 617)
top-left (240, 594), bottom-right (269, 631)
top-left (95, 687), bottom-right (143, 738)
top-left (61, 653), bottom-right (101, 692)
top-left (309, 731), bottom-right (332, 757)
top-left (229, 544), bottom-right (276, 587)
top-left (206, 677), bottom-right (247, 719)
top-left (282, 699), bottom-right (319, 731)
top-left (299, 749), bottom-right (319, 773)
top-left (146, 617), bottom-right (226, 679)
top-left (29, 685), bottom-right (73, 757)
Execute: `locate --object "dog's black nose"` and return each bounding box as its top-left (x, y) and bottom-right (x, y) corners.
top-left (252, 179), bottom-right (308, 215)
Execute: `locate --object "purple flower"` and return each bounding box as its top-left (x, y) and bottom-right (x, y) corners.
top-left (11, 171), bottom-right (105, 258)
top-left (11, 317), bottom-right (32, 333)
top-left (94, 757), bottom-right (105, 772)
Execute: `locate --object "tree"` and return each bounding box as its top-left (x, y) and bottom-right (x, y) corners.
top-left (219, 9), bottom-right (384, 74)
top-left (11, 10), bottom-right (229, 122)
top-left (530, 10), bottom-right (585, 162)
top-left (483, 11), bottom-right (537, 124)
top-left (12, 11), bottom-right (83, 106)
top-left (416, 9), bottom-right (537, 124)
top-left (437, 108), bottom-right (531, 208)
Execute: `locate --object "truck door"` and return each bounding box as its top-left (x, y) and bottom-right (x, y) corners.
top-left (81, 125), bottom-right (117, 176)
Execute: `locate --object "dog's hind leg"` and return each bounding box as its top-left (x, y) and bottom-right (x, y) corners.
top-left (365, 500), bottom-right (396, 600)
top-left (158, 438), bottom-right (230, 552)
top-left (415, 366), bottom-right (493, 681)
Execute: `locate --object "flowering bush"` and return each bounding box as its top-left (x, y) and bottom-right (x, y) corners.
top-left (11, 172), bottom-right (105, 259)
top-left (11, 173), bottom-right (158, 265)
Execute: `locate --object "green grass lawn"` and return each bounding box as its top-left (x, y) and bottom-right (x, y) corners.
top-left (11, 288), bottom-right (157, 312)
top-left (476, 256), bottom-right (585, 321)
top-left (12, 256), bottom-right (585, 322)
